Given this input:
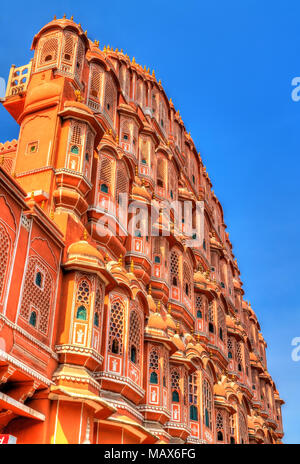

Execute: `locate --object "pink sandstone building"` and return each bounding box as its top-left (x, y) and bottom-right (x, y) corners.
top-left (0, 16), bottom-right (284, 444)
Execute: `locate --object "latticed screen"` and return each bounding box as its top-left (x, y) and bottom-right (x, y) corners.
top-left (116, 162), bottom-right (129, 199)
top-left (236, 342), bottom-right (244, 369)
top-left (99, 156), bottom-right (113, 191)
top-left (94, 280), bottom-right (103, 325)
top-left (75, 39), bottom-right (85, 80)
top-left (20, 257), bottom-right (53, 334)
top-left (129, 310), bottom-right (141, 364)
top-left (217, 306), bottom-right (226, 342)
top-left (39, 36), bottom-right (59, 65)
top-left (149, 347), bottom-right (159, 372)
top-left (70, 122), bottom-right (83, 145)
top-left (208, 301), bottom-right (214, 323)
top-left (108, 299), bottom-right (124, 355)
top-left (157, 157), bottom-right (166, 186)
top-left (62, 33), bottom-right (75, 62)
top-left (104, 75), bottom-right (117, 123)
top-left (196, 295), bottom-right (203, 317)
top-left (189, 374), bottom-right (198, 405)
top-left (216, 410), bottom-right (224, 441)
top-left (170, 250), bottom-right (179, 286)
top-left (228, 336), bottom-right (235, 359)
top-left (90, 64), bottom-right (104, 100)
top-left (0, 222), bottom-right (10, 300)
top-left (183, 262), bottom-right (192, 298)
top-left (203, 378), bottom-right (212, 429)
top-left (136, 79), bottom-right (144, 108)
top-left (171, 368), bottom-right (180, 397)
top-left (238, 409), bottom-right (248, 444)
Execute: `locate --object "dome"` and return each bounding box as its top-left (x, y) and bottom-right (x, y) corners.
top-left (146, 294), bottom-right (157, 312)
top-left (26, 82), bottom-right (61, 107)
top-left (148, 311), bottom-right (167, 331)
top-left (68, 240), bottom-right (103, 261)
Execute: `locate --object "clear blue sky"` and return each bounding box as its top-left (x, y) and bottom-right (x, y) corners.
top-left (0, 0), bottom-right (299, 444)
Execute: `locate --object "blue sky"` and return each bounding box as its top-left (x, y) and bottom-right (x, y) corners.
top-left (0, 0), bottom-right (299, 443)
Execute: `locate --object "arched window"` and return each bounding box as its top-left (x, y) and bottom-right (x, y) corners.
top-left (170, 250), bottom-right (179, 288)
top-left (76, 305), bottom-right (87, 320)
top-left (171, 368), bottom-right (180, 402)
top-left (189, 405), bottom-right (198, 420)
top-left (94, 312), bottom-right (99, 327)
top-left (149, 348), bottom-right (159, 384)
top-left (208, 301), bottom-right (214, 333)
top-left (99, 156), bottom-right (113, 196)
top-left (129, 310), bottom-right (141, 366)
top-left (20, 257), bottom-right (53, 335)
top-left (203, 378), bottom-right (212, 429)
top-left (100, 183), bottom-right (109, 193)
top-left (112, 338), bottom-right (119, 354)
top-left (216, 410), bottom-right (224, 442)
top-left (108, 299), bottom-right (124, 355)
top-left (130, 346), bottom-right (137, 364)
top-left (71, 145), bottom-right (79, 154)
top-left (35, 271), bottom-right (42, 288)
top-left (157, 157), bottom-right (166, 188)
top-left (150, 372), bottom-right (158, 384)
top-left (0, 222), bottom-right (10, 300)
top-left (29, 310), bottom-right (37, 327)
top-left (172, 390), bottom-right (179, 402)
top-left (183, 262), bottom-right (192, 299)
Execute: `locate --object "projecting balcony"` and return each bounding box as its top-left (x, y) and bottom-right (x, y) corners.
top-left (5, 61), bottom-right (32, 98)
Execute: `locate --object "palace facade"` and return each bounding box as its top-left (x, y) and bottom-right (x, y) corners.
top-left (0, 16), bottom-right (284, 444)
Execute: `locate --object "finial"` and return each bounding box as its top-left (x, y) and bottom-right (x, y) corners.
top-left (152, 69), bottom-right (155, 78)
top-left (115, 48), bottom-right (119, 52)
top-left (148, 284), bottom-right (152, 296)
top-left (159, 79), bottom-right (161, 85)
top-left (144, 65), bottom-right (146, 71)
top-left (50, 210), bottom-right (54, 220)
top-left (132, 57), bottom-right (136, 64)
top-left (121, 49), bottom-right (123, 53)
top-left (53, 15), bottom-right (57, 20)
top-left (119, 254), bottom-right (123, 266)
top-left (74, 89), bottom-right (82, 102)
top-left (83, 229), bottom-right (88, 241)
top-left (31, 191), bottom-right (35, 200)
top-left (41, 200), bottom-right (45, 210)
top-left (70, 15), bottom-right (74, 21)
top-left (131, 259), bottom-right (134, 273)
top-left (176, 322), bottom-right (180, 334)
top-left (147, 68), bottom-right (150, 73)
top-left (85, 30), bottom-right (87, 36)
top-left (63, 14), bottom-right (66, 19)
top-left (103, 46), bottom-right (107, 53)
top-left (107, 45), bottom-right (110, 51)
top-left (168, 303), bottom-right (172, 314)
top-left (169, 98), bottom-right (172, 104)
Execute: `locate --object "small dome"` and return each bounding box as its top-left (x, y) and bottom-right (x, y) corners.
top-left (148, 311), bottom-right (167, 331)
top-left (68, 240), bottom-right (103, 261)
